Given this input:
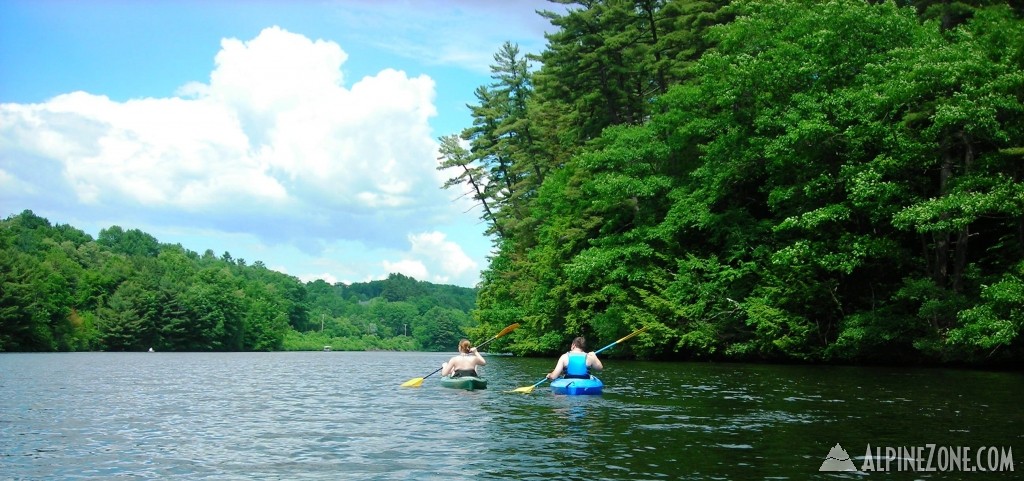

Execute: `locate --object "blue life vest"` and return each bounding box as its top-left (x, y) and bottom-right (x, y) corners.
top-left (565, 352), bottom-right (589, 378)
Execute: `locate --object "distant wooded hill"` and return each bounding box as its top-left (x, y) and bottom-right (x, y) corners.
top-left (0, 210), bottom-right (481, 352)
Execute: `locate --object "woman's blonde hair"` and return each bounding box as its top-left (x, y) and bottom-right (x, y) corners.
top-left (459, 339), bottom-right (472, 354)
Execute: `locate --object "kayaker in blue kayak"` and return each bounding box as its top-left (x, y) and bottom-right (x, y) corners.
top-left (441, 339), bottom-right (486, 377)
top-left (547, 336), bottom-right (603, 380)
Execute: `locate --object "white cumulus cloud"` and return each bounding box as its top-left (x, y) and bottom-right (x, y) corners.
top-left (382, 259), bottom-right (430, 282)
top-left (409, 231), bottom-right (478, 279)
top-left (0, 25), bottom-right (490, 287)
top-left (1, 26), bottom-right (456, 251)
top-left (376, 231), bottom-right (479, 285)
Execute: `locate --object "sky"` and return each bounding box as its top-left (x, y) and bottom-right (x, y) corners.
top-left (0, 0), bottom-right (564, 288)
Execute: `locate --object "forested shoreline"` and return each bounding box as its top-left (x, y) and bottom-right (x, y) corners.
top-left (440, 0), bottom-right (1023, 366)
top-left (0, 211), bottom-right (478, 353)
top-left (4, 1), bottom-right (1023, 367)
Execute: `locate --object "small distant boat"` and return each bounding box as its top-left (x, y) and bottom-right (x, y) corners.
top-left (550, 375), bottom-right (603, 395)
top-left (440, 375), bottom-right (487, 390)
top-left (323, 346), bottom-right (332, 352)
top-left (147, 347), bottom-right (155, 353)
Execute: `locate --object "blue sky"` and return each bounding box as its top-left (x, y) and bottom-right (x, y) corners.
top-left (1, 0), bottom-right (562, 287)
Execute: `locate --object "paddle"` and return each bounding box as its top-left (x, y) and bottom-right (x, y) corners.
top-left (510, 326), bottom-right (649, 394)
top-left (400, 322), bottom-right (520, 387)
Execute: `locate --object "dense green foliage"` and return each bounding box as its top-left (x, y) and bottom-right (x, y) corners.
top-left (442, 0), bottom-right (1024, 365)
top-left (0, 211), bottom-right (478, 352)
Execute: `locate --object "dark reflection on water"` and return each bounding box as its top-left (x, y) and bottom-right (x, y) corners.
top-left (1, 352), bottom-right (1020, 480)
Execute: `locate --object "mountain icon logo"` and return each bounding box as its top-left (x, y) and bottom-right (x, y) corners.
top-left (819, 443), bottom-right (857, 472)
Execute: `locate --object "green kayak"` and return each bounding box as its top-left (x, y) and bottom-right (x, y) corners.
top-left (440, 375), bottom-right (487, 390)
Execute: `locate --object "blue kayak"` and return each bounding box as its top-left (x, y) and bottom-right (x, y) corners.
top-left (550, 375), bottom-right (603, 395)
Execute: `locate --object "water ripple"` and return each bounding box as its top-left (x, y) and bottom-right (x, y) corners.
top-left (1, 353), bottom-right (1020, 480)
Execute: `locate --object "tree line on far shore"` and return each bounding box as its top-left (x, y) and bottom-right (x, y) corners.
top-left (0, 210), bottom-right (479, 353)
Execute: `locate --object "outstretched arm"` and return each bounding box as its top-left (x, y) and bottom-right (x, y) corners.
top-left (441, 356), bottom-right (455, 376)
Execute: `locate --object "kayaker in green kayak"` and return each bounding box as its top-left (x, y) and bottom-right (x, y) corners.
top-left (547, 336), bottom-right (603, 381)
top-left (441, 339), bottom-right (486, 378)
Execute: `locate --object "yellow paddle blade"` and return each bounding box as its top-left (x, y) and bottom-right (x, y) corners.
top-left (615, 325), bottom-right (649, 344)
top-left (495, 322), bottom-right (520, 338)
top-left (400, 377), bottom-right (424, 387)
top-left (510, 377), bottom-right (547, 393)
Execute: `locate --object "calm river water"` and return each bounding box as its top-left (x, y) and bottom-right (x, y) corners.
top-left (1, 352), bottom-right (1020, 480)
